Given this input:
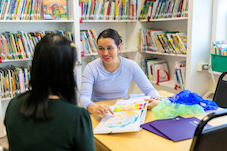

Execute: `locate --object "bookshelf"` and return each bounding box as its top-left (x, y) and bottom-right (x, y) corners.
top-left (0, 1), bottom-right (81, 120)
top-left (0, 0), bottom-right (214, 120)
top-left (137, 0), bottom-right (213, 95)
top-left (78, 0), bottom-right (213, 97)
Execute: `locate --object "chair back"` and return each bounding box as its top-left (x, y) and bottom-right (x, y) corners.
top-left (190, 109), bottom-right (227, 151)
top-left (213, 72), bottom-right (227, 108)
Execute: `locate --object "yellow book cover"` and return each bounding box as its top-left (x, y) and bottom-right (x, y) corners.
top-left (16, 33), bottom-right (27, 59)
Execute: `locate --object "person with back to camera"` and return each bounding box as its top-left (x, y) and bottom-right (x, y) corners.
top-left (80, 28), bottom-right (161, 117)
top-left (4, 33), bottom-right (95, 151)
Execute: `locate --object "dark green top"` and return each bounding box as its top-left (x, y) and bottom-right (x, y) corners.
top-left (4, 93), bottom-right (95, 151)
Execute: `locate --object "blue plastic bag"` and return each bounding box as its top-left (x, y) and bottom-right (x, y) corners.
top-left (168, 90), bottom-right (219, 111)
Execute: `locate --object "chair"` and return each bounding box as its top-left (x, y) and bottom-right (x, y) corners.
top-left (190, 109), bottom-right (227, 151)
top-left (213, 72), bottom-right (227, 108)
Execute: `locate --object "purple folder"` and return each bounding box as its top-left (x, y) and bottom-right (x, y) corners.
top-left (140, 116), bottom-right (185, 140)
top-left (141, 116), bottom-right (212, 142)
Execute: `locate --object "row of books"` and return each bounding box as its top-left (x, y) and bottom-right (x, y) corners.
top-left (211, 40), bottom-right (227, 56)
top-left (80, 29), bottom-right (98, 55)
top-left (0, 0), bottom-right (42, 20)
top-left (139, 0), bottom-right (188, 20)
top-left (0, 30), bottom-right (73, 62)
top-left (138, 28), bottom-right (187, 54)
top-left (0, 66), bottom-right (30, 99)
top-left (141, 59), bottom-right (186, 89)
top-left (79, 0), bottom-right (138, 20)
top-left (141, 58), bottom-right (170, 85)
top-left (174, 61), bottom-right (186, 89)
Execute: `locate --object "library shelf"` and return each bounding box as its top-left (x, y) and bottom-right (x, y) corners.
top-left (81, 20), bottom-right (137, 23)
top-left (139, 17), bottom-right (188, 22)
top-left (1, 59), bottom-right (33, 63)
top-left (139, 51), bottom-right (187, 57)
top-left (0, 20), bottom-right (74, 23)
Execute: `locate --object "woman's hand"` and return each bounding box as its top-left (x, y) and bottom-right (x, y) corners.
top-left (144, 98), bottom-right (161, 110)
top-left (88, 103), bottom-right (114, 117)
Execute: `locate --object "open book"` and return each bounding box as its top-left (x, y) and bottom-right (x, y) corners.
top-left (93, 96), bottom-right (149, 134)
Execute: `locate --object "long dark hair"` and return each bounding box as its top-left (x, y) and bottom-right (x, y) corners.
top-left (20, 33), bottom-right (77, 120)
top-left (97, 28), bottom-right (122, 46)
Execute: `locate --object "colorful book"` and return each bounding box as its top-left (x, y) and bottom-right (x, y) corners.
top-left (93, 96), bottom-right (149, 134)
top-left (43, 0), bottom-right (67, 20)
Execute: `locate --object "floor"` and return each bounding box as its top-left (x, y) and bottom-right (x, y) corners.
top-left (0, 136), bottom-right (8, 149)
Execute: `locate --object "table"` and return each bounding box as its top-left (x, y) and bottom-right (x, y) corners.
top-left (90, 90), bottom-right (227, 151)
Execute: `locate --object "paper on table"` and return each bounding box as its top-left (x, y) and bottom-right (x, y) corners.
top-left (93, 96), bottom-right (149, 134)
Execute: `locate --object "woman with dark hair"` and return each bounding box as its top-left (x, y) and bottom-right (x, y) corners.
top-left (4, 34), bottom-right (95, 151)
top-left (80, 28), bottom-right (161, 116)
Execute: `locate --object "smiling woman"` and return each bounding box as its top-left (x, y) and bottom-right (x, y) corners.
top-left (80, 28), bottom-right (162, 117)
top-left (97, 37), bottom-right (121, 73)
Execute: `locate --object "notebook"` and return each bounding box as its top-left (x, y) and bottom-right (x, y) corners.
top-left (141, 116), bottom-right (212, 142)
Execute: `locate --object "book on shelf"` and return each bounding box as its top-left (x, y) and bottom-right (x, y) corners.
top-left (139, 0), bottom-right (154, 20)
top-left (155, 61), bottom-right (170, 84)
top-left (93, 96), bottom-right (149, 134)
top-left (181, 0), bottom-right (188, 17)
top-left (139, 28), bottom-right (187, 54)
top-left (80, 29), bottom-right (98, 55)
top-left (0, 30), bottom-right (73, 61)
top-left (43, 0), bottom-right (67, 20)
top-left (139, 28), bottom-right (165, 52)
top-left (0, 37), bottom-right (6, 61)
top-left (146, 59), bottom-right (170, 85)
top-left (3, 32), bottom-right (18, 60)
top-left (141, 57), bottom-right (158, 78)
top-left (0, 0), bottom-right (42, 20)
top-left (139, 0), bottom-right (188, 19)
top-left (10, 0), bottom-right (18, 20)
top-left (18, 31), bottom-right (33, 58)
top-left (15, 33), bottom-right (26, 59)
top-left (1, 35), bottom-right (11, 60)
top-left (174, 61), bottom-right (186, 90)
top-left (211, 40), bottom-right (227, 55)
top-left (0, 66), bottom-right (31, 99)
top-left (79, 0), bottom-right (138, 21)
top-left (3, 0), bottom-right (11, 20)
top-left (176, 32), bottom-right (187, 53)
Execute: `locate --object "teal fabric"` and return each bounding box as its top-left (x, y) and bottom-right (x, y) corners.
top-left (152, 97), bottom-right (206, 119)
top-left (4, 93), bottom-right (95, 151)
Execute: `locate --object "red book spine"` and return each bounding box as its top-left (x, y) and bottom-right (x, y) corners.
top-left (106, 0), bottom-right (112, 20)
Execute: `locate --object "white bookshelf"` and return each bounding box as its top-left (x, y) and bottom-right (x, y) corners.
top-left (78, 0), bottom-right (213, 96)
top-left (82, 20), bottom-right (137, 23)
top-left (139, 51), bottom-right (187, 57)
top-left (0, 0), bottom-right (81, 119)
top-left (0, 20), bottom-right (74, 23)
top-left (135, 0), bottom-right (213, 96)
top-left (0, 0), bottom-right (214, 120)
top-left (139, 17), bottom-right (188, 22)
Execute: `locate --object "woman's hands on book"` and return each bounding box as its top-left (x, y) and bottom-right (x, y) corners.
top-left (144, 98), bottom-right (161, 110)
top-left (88, 104), bottom-right (114, 117)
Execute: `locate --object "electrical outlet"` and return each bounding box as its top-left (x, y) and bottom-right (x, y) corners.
top-left (197, 63), bottom-right (209, 71)
top-left (202, 64), bottom-right (209, 70)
